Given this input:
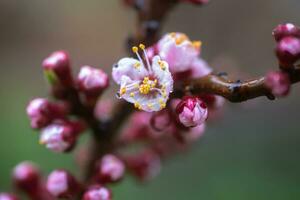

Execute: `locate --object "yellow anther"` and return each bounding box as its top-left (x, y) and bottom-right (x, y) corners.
top-left (120, 87), bottom-right (126, 95)
top-left (161, 84), bottom-right (166, 90)
top-left (132, 46), bottom-right (138, 53)
top-left (162, 91), bottom-right (167, 98)
top-left (175, 34), bottom-right (188, 45)
top-left (158, 60), bottom-right (166, 70)
top-left (143, 77), bottom-right (149, 84)
top-left (130, 92), bottom-right (135, 97)
top-left (134, 102), bottom-right (142, 110)
top-left (134, 83), bottom-right (139, 88)
top-left (192, 40), bottom-right (202, 49)
top-left (170, 32), bottom-right (176, 38)
top-left (134, 62), bottom-right (141, 69)
top-left (139, 83), bottom-right (151, 94)
top-left (160, 103), bottom-right (166, 109)
top-left (159, 99), bottom-right (166, 109)
top-left (139, 43), bottom-right (146, 50)
top-left (147, 103), bottom-right (153, 109)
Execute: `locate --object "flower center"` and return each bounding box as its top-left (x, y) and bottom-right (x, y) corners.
top-left (139, 77), bottom-right (157, 95)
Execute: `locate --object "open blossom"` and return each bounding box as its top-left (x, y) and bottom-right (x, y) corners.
top-left (176, 96), bottom-right (208, 127)
top-left (157, 33), bottom-right (203, 72)
top-left (112, 44), bottom-right (173, 112)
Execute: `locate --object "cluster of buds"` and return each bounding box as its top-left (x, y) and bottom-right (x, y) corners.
top-left (26, 50), bottom-right (110, 153)
top-left (113, 33), bottom-right (224, 180)
top-left (263, 23), bottom-right (300, 97)
top-left (6, 158), bottom-right (122, 199)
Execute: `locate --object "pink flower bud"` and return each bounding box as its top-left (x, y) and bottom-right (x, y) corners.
top-left (42, 51), bottom-right (73, 86)
top-left (78, 66), bottom-right (109, 96)
top-left (0, 193), bottom-right (19, 200)
top-left (12, 162), bottom-right (41, 194)
top-left (265, 71), bottom-right (290, 97)
top-left (96, 154), bottom-right (125, 184)
top-left (273, 23), bottom-right (300, 42)
top-left (83, 185), bottom-right (112, 200)
top-left (46, 170), bottom-right (80, 199)
top-left (40, 120), bottom-right (85, 153)
top-left (120, 112), bottom-right (162, 142)
top-left (181, 0), bottom-right (209, 5)
top-left (176, 96), bottom-right (208, 127)
top-left (276, 36), bottom-right (300, 68)
top-left (125, 151), bottom-right (161, 182)
top-left (150, 110), bottom-right (171, 131)
top-left (26, 98), bottom-right (69, 129)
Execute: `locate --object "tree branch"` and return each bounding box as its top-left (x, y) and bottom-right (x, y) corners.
top-left (176, 67), bottom-right (300, 102)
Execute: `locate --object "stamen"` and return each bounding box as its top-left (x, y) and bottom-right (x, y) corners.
top-left (147, 103), bottom-right (153, 109)
top-left (192, 40), bottom-right (202, 49)
top-left (139, 43), bottom-right (152, 73)
top-left (139, 44), bottom-right (145, 50)
top-left (169, 32), bottom-right (176, 38)
top-left (159, 99), bottom-right (166, 109)
top-left (120, 87), bottom-right (127, 95)
top-left (134, 102), bottom-right (142, 110)
top-left (133, 62), bottom-right (141, 69)
top-left (158, 60), bottom-right (166, 70)
top-left (130, 92), bottom-right (135, 97)
top-left (175, 34), bottom-right (188, 45)
top-left (132, 46), bottom-right (138, 53)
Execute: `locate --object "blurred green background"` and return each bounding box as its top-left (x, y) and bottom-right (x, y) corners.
top-left (1, 0), bottom-right (300, 199)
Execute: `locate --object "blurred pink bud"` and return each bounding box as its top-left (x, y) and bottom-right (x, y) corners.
top-left (176, 96), bottom-right (208, 127)
top-left (121, 112), bottom-right (161, 142)
top-left (78, 66), bottom-right (109, 96)
top-left (273, 23), bottom-right (300, 42)
top-left (46, 170), bottom-right (80, 199)
top-left (181, 0), bottom-right (209, 5)
top-left (94, 100), bottom-right (113, 121)
top-left (96, 154), bottom-right (125, 184)
top-left (150, 110), bottom-right (171, 131)
top-left (0, 193), bottom-right (19, 200)
top-left (184, 123), bottom-right (206, 142)
top-left (157, 33), bottom-right (200, 72)
top-left (276, 36), bottom-right (300, 68)
top-left (40, 120), bottom-right (85, 153)
top-left (42, 51), bottom-right (73, 86)
top-left (13, 162), bottom-right (41, 194)
top-left (265, 71), bottom-right (290, 97)
top-left (125, 151), bottom-right (161, 182)
top-left (83, 185), bottom-right (112, 200)
top-left (26, 98), bottom-right (69, 129)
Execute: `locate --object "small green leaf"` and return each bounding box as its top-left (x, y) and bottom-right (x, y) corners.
top-left (44, 70), bottom-right (58, 85)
